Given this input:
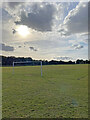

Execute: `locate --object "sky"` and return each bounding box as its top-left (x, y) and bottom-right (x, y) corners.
top-left (0, 1), bottom-right (88, 61)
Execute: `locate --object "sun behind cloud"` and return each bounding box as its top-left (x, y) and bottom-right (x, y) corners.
top-left (16, 25), bottom-right (30, 37)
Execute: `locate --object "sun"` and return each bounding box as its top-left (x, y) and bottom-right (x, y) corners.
top-left (16, 25), bottom-right (30, 37)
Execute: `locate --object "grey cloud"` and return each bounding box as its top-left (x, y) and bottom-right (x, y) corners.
top-left (72, 44), bottom-right (84, 50)
top-left (29, 47), bottom-right (37, 51)
top-left (15, 3), bottom-right (56, 32)
top-left (0, 43), bottom-right (14, 51)
top-left (54, 56), bottom-right (73, 60)
top-left (7, 2), bottom-right (22, 9)
top-left (18, 46), bottom-right (22, 48)
top-left (59, 2), bottom-right (88, 35)
top-left (12, 29), bottom-right (17, 34)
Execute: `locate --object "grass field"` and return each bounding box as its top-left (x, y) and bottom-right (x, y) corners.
top-left (2, 64), bottom-right (88, 118)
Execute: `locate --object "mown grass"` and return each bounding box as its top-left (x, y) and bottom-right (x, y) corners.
top-left (2, 64), bottom-right (88, 118)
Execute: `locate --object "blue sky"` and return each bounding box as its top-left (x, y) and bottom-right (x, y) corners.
top-left (1, 1), bottom-right (88, 61)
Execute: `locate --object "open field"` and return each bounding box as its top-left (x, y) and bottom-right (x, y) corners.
top-left (2, 64), bottom-right (88, 118)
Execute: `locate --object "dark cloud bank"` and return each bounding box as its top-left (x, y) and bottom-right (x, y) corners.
top-left (0, 43), bottom-right (14, 51)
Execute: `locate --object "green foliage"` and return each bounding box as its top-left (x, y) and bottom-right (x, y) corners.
top-left (2, 65), bottom-right (88, 118)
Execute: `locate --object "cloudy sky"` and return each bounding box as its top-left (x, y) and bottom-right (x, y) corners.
top-left (1, 1), bottom-right (88, 61)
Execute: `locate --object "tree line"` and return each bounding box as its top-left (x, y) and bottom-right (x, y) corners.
top-left (0, 56), bottom-right (89, 66)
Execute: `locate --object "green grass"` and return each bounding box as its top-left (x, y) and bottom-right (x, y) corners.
top-left (2, 64), bottom-right (88, 118)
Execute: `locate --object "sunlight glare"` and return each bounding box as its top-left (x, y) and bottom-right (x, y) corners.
top-left (16, 25), bottom-right (30, 37)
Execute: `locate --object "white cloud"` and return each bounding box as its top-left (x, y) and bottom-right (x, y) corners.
top-left (53, 56), bottom-right (73, 60)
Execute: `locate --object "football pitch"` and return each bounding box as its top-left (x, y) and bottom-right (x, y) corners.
top-left (2, 64), bottom-right (88, 118)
